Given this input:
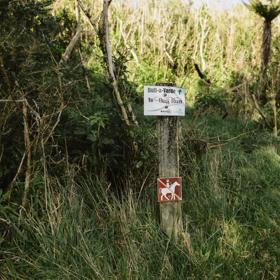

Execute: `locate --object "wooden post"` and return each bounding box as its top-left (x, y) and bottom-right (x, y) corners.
top-left (157, 83), bottom-right (183, 241)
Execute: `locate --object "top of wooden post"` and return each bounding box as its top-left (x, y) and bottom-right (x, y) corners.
top-left (155, 82), bottom-right (176, 87)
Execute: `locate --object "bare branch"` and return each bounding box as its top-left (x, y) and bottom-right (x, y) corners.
top-left (21, 101), bottom-right (31, 209)
top-left (98, 0), bottom-right (131, 126)
top-left (194, 63), bottom-right (211, 84)
top-left (251, 94), bottom-right (271, 128)
top-left (43, 103), bottom-right (66, 144)
top-left (60, 30), bottom-right (81, 64)
top-left (79, 1), bottom-right (98, 32)
top-left (7, 150), bottom-right (26, 197)
top-left (60, 0), bottom-right (82, 64)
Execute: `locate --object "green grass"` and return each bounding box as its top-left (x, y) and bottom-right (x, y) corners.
top-left (1, 116), bottom-right (280, 279)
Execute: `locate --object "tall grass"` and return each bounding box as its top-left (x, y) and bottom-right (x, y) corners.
top-left (60, 0), bottom-right (280, 104)
top-left (1, 116), bottom-right (280, 279)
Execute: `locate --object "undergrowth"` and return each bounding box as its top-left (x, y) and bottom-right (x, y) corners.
top-left (1, 116), bottom-right (280, 279)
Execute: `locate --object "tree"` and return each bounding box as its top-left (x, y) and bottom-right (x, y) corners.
top-left (246, 0), bottom-right (280, 102)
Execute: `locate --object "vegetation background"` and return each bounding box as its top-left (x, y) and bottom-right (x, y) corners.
top-left (1, 0), bottom-right (280, 279)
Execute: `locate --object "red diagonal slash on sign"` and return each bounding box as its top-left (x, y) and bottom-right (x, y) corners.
top-left (157, 178), bottom-right (167, 188)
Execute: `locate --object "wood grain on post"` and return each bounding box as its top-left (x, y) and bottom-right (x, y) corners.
top-left (157, 83), bottom-right (183, 241)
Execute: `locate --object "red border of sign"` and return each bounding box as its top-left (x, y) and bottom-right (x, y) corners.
top-left (157, 177), bottom-right (182, 203)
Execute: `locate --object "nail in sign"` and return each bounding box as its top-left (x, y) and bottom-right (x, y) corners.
top-left (157, 177), bottom-right (182, 202)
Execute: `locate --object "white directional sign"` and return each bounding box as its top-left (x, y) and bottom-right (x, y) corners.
top-left (144, 85), bottom-right (185, 116)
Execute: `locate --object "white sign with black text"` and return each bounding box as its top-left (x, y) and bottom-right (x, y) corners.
top-left (144, 85), bottom-right (185, 116)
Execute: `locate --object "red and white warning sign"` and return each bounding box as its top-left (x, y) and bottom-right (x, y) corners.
top-left (157, 177), bottom-right (182, 202)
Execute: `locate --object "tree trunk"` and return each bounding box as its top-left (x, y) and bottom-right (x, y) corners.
top-left (98, 0), bottom-right (138, 127)
top-left (262, 19), bottom-right (272, 75)
top-left (259, 19), bottom-right (272, 103)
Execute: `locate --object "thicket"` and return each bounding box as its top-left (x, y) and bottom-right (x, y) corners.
top-left (1, 0), bottom-right (280, 279)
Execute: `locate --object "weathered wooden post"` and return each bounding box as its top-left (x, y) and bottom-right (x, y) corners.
top-left (144, 83), bottom-right (185, 241)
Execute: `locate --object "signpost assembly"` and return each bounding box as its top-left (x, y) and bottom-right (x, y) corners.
top-left (144, 83), bottom-right (185, 241)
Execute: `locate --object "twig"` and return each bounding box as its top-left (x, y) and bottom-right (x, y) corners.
top-left (7, 151), bottom-right (26, 198)
top-left (43, 103), bottom-right (65, 144)
top-left (0, 56), bottom-right (11, 91)
top-left (0, 99), bottom-right (26, 102)
top-left (79, 48), bottom-right (91, 92)
top-left (127, 102), bottom-right (139, 126)
top-left (79, 1), bottom-right (98, 33)
top-left (136, 169), bottom-right (152, 204)
top-left (251, 94), bottom-right (271, 129)
top-left (21, 101), bottom-right (31, 209)
top-left (0, 144), bottom-right (3, 163)
top-left (194, 63), bottom-right (211, 84)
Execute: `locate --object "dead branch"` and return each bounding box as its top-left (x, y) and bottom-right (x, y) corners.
top-left (79, 1), bottom-right (98, 33)
top-left (79, 48), bottom-right (91, 92)
top-left (60, 30), bottom-right (81, 64)
top-left (98, 0), bottom-right (131, 126)
top-left (271, 73), bottom-right (278, 137)
top-left (194, 63), bottom-right (211, 84)
top-left (7, 150), bottom-right (26, 197)
top-left (0, 56), bottom-right (11, 91)
top-left (251, 94), bottom-right (271, 129)
top-left (5, 98), bottom-right (28, 198)
top-left (79, 1), bottom-right (138, 126)
top-left (127, 102), bottom-right (139, 126)
top-left (0, 144), bottom-right (3, 163)
top-left (43, 103), bottom-right (65, 144)
top-left (271, 96), bottom-right (278, 136)
top-left (21, 101), bottom-right (31, 209)
top-left (59, 0), bottom-right (81, 64)
top-left (0, 99), bottom-right (26, 102)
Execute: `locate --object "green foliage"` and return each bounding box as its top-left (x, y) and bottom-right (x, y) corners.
top-left (246, 0), bottom-right (280, 21)
top-left (194, 82), bottom-right (228, 116)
